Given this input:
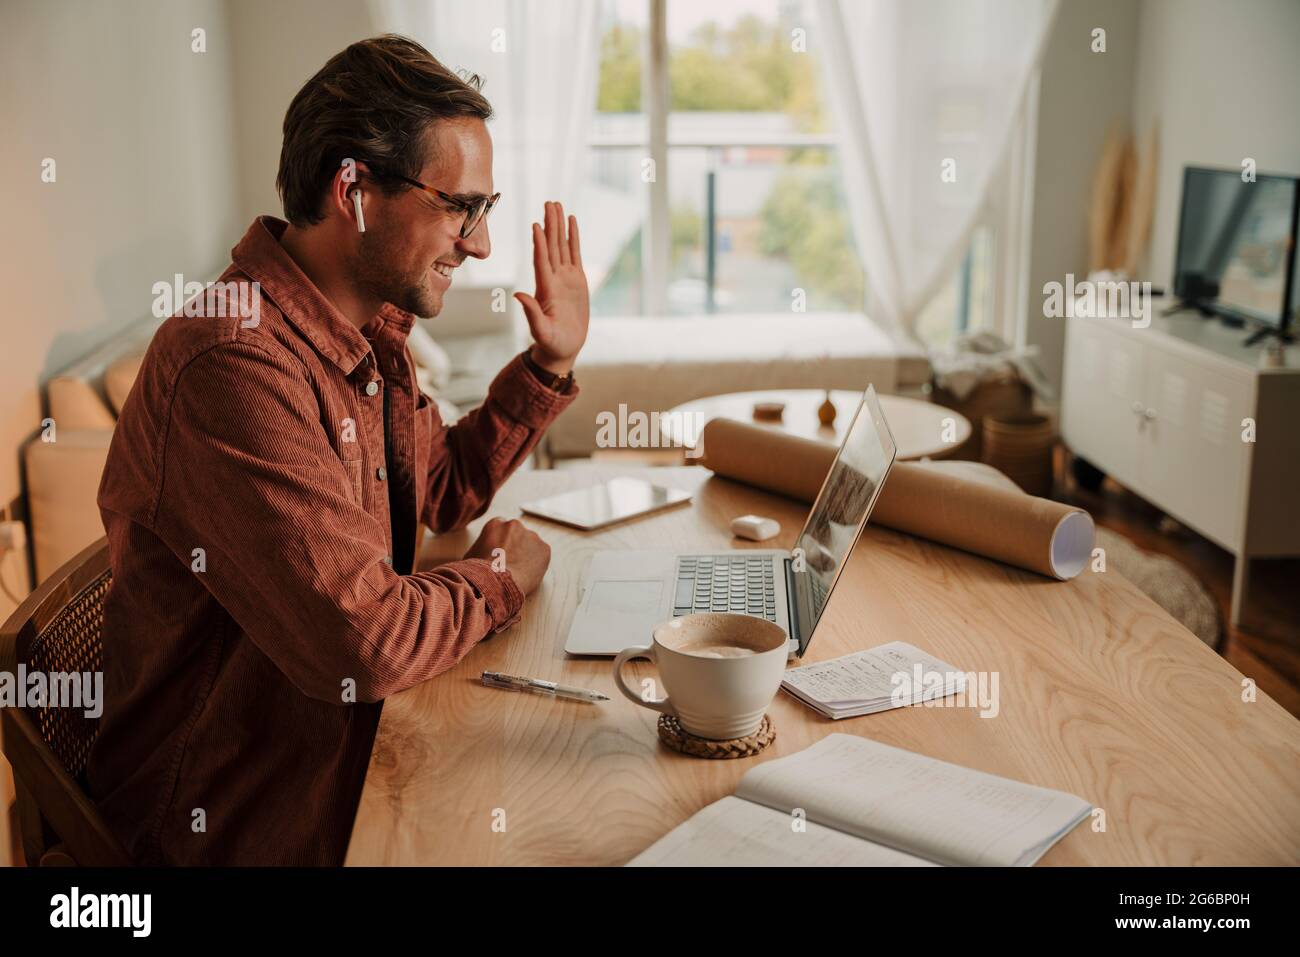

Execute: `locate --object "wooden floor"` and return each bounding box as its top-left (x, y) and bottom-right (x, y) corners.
top-left (1054, 446), bottom-right (1300, 719)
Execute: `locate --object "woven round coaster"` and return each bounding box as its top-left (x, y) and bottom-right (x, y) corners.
top-left (657, 714), bottom-right (775, 759)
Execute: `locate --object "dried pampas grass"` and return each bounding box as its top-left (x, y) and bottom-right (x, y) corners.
top-left (1089, 128), bottom-right (1134, 273)
top-left (1124, 127), bottom-right (1160, 277)
top-left (1088, 125), bottom-right (1159, 276)
top-left (1112, 137), bottom-right (1137, 269)
top-left (1088, 129), bottom-right (1124, 273)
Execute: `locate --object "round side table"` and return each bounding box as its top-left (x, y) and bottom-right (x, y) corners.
top-left (665, 389), bottom-right (971, 461)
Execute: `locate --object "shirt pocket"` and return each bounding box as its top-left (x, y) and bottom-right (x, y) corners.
top-left (343, 456), bottom-right (365, 509)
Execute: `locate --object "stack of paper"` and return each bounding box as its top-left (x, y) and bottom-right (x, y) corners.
top-left (781, 641), bottom-right (967, 719)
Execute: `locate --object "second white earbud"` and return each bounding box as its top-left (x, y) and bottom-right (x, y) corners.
top-left (351, 190), bottom-right (366, 233)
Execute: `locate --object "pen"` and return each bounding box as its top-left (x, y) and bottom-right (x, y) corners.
top-left (481, 671), bottom-right (609, 703)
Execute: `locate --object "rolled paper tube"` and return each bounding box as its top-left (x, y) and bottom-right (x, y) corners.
top-left (696, 417), bottom-right (1094, 580)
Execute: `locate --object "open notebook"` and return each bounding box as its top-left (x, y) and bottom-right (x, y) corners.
top-left (628, 734), bottom-right (1091, 867)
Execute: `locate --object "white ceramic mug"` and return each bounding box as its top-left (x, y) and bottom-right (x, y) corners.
top-left (612, 613), bottom-right (789, 740)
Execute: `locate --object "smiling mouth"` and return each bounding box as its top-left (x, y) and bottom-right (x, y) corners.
top-left (433, 262), bottom-right (456, 278)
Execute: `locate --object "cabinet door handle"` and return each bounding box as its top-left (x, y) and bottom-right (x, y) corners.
top-left (1131, 401), bottom-right (1145, 415)
top-left (1143, 408), bottom-right (1157, 421)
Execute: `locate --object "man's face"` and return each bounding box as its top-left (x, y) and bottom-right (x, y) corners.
top-left (353, 116), bottom-right (493, 317)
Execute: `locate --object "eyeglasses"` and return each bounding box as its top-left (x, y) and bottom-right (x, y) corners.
top-left (391, 173), bottom-right (501, 239)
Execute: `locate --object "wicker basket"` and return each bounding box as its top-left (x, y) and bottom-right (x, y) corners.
top-left (930, 373), bottom-right (1033, 461)
top-left (981, 412), bottom-right (1055, 497)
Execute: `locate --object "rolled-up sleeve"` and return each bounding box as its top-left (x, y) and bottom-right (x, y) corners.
top-left (150, 341), bottom-right (518, 704)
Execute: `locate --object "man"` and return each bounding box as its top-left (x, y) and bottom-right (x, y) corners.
top-left (86, 35), bottom-right (587, 865)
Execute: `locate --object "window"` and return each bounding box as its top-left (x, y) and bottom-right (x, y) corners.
top-left (916, 225), bottom-right (997, 346)
top-left (585, 0), bottom-right (865, 317)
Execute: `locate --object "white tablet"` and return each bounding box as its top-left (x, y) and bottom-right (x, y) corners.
top-left (520, 477), bottom-right (692, 531)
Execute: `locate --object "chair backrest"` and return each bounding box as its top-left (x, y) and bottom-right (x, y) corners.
top-left (0, 537), bottom-right (130, 865)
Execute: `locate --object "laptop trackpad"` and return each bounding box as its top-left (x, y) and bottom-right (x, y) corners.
top-left (567, 579), bottom-right (666, 654)
top-left (590, 579), bottom-right (664, 614)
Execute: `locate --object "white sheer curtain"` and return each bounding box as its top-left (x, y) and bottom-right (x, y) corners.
top-left (814, 0), bottom-right (1059, 341)
top-left (368, 0), bottom-right (602, 302)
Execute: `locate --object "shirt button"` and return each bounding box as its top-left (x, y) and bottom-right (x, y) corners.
top-left (376, 466), bottom-right (387, 481)
top-left (383, 555), bottom-right (393, 566)
top-left (365, 380), bottom-right (380, 396)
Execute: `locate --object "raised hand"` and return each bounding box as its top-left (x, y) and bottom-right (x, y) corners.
top-left (514, 201), bottom-right (590, 375)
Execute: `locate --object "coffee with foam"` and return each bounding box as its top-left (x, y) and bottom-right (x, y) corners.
top-left (614, 612), bottom-right (790, 739)
top-left (658, 614), bottom-right (783, 657)
top-left (677, 640), bottom-right (759, 659)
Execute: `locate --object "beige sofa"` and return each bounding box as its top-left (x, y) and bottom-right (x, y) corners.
top-left (543, 312), bottom-right (930, 458)
top-left (25, 317), bottom-right (161, 584)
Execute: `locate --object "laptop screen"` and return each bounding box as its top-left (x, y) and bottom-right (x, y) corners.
top-left (791, 386), bottom-right (897, 653)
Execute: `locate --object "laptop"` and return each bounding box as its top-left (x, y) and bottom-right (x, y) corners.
top-left (564, 385), bottom-right (898, 658)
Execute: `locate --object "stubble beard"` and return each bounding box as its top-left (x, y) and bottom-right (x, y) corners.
top-left (355, 227), bottom-right (442, 318)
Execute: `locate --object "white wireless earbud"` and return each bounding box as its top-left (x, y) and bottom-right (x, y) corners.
top-left (351, 190), bottom-right (366, 233)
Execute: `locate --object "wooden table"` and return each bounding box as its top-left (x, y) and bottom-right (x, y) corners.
top-left (664, 389), bottom-right (972, 461)
top-left (345, 466), bottom-right (1300, 866)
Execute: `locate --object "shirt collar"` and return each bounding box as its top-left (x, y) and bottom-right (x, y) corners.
top-left (231, 216), bottom-right (417, 375)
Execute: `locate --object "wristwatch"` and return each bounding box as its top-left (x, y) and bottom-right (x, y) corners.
top-left (521, 349), bottom-right (575, 393)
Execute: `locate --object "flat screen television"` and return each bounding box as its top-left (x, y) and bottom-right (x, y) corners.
top-left (1173, 166), bottom-right (1298, 341)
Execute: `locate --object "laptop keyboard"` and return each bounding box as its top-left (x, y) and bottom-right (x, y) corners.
top-left (809, 572), bottom-right (829, 612)
top-left (673, 555), bottom-right (778, 622)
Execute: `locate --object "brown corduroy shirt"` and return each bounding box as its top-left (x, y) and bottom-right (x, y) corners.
top-left (87, 216), bottom-right (576, 865)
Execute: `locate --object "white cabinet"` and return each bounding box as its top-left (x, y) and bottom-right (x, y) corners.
top-left (1061, 306), bottom-right (1300, 625)
top-left (1139, 348), bottom-right (1251, 549)
top-left (1061, 319), bottom-right (1146, 483)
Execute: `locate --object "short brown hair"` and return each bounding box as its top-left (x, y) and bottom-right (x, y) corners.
top-left (276, 35), bottom-right (492, 226)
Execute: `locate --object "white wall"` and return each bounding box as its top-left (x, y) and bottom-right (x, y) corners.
top-left (1132, 0), bottom-right (1300, 287)
top-left (0, 0), bottom-right (242, 507)
top-left (229, 0), bottom-right (379, 227)
top-left (1024, 0), bottom-right (1138, 392)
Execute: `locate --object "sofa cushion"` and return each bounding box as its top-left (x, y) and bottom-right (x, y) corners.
top-left (45, 376), bottom-right (117, 431)
top-left (24, 429), bottom-right (113, 582)
top-left (46, 315), bottom-right (163, 428)
top-left (104, 351), bottom-right (146, 415)
top-left (407, 321), bottom-right (452, 391)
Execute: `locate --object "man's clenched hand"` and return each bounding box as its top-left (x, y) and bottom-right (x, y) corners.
top-left (464, 516), bottom-right (551, 596)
